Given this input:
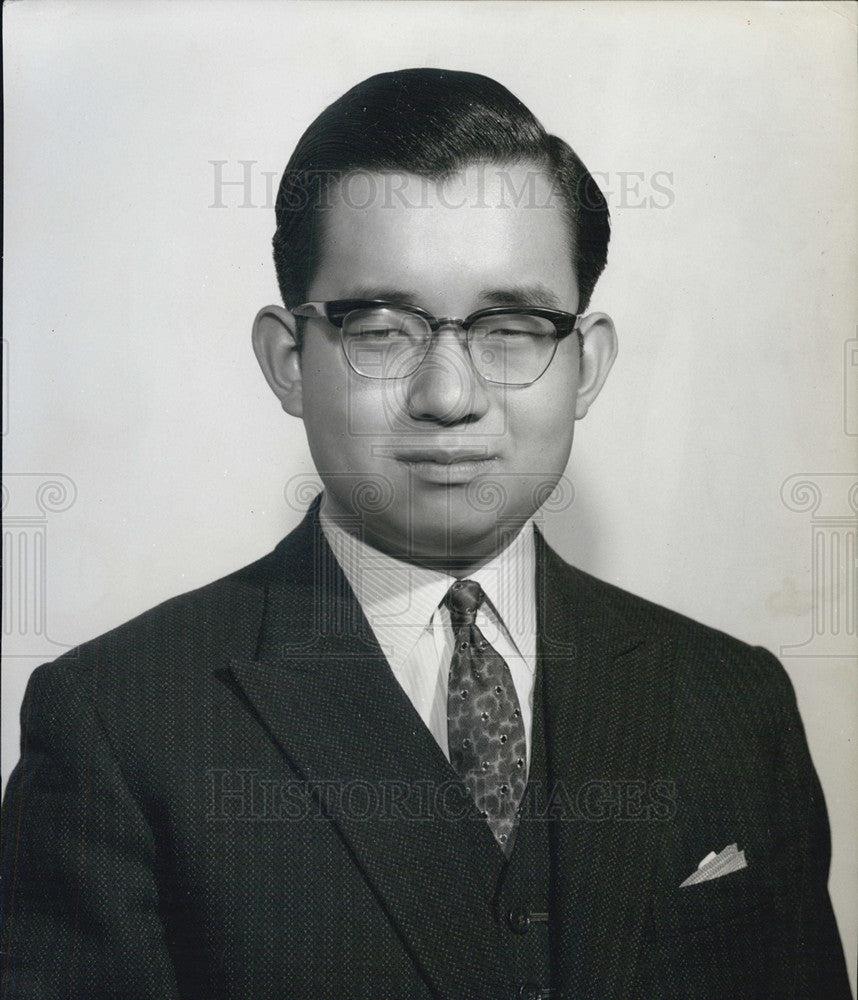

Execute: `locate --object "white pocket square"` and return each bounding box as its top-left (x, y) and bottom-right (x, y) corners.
top-left (680, 843), bottom-right (747, 887)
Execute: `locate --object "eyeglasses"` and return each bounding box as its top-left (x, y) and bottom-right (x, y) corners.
top-left (291, 299), bottom-right (581, 386)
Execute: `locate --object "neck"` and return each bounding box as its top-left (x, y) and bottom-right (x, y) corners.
top-left (318, 495), bottom-right (528, 576)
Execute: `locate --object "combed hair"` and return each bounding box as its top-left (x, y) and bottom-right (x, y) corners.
top-left (272, 68), bottom-right (609, 311)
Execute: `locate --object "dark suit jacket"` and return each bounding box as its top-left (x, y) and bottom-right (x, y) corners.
top-left (1, 502), bottom-right (851, 999)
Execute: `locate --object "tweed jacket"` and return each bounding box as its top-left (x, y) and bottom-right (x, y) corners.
top-left (1, 502), bottom-right (851, 999)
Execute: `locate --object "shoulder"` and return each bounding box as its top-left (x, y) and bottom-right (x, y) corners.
top-left (544, 545), bottom-right (809, 791)
top-left (23, 501), bottom-right (328, 712)
top-left (24, 541), bottom-right (283, 710)
top-left (539, 535), bottom-right (795, 716)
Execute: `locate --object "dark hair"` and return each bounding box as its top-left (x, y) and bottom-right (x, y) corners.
top-left (272, 68), bottom-right (609, 311)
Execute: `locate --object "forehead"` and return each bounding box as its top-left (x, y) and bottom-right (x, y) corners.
top-left (309, 162), bottom-right (578, 310)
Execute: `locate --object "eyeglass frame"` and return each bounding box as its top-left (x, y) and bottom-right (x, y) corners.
top-left (291, 299), bottom-right (583, 386)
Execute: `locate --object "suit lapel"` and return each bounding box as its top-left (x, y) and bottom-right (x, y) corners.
top-left (226, 508), bottom-right (672, 997)
top-left (229, 505), bottom-right (504, 998)
top-left (536, 534), bottom-right (673, 999)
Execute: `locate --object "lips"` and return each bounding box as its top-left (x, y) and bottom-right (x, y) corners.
top-left (392, 448), bottom-right (498, 486)
top-left (393, 448), bottom-right (495, 465)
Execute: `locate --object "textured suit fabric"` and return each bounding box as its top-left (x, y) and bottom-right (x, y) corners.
top-left (1, 501), bottom-right (851, 999)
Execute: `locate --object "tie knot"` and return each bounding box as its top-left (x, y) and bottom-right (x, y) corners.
top-left (445, 579), bottom-right (484, 628)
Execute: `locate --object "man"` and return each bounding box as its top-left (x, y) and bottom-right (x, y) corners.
top-left (1, 68), bottom-right (850, 999)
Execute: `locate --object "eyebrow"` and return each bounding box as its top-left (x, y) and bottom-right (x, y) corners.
top-left (340, 286), bottom-right (422, 305)
top-left (338, 283), bottom-right (564, 312)
top-left (476, 284), bottom-right (563, 310)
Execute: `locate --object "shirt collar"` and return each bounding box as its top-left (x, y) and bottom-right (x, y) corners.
top-left (318, 497), bottom-right (537, 670)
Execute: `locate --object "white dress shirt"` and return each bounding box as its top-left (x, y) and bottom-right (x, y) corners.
top-left (319, 499), bottom-right (538, 765)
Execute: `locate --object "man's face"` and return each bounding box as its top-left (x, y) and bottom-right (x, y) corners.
top-left (257, 162), bottom-right (615, 569)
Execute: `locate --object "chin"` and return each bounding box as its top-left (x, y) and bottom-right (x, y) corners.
top-left (371, 509), bottom-right (523, 569)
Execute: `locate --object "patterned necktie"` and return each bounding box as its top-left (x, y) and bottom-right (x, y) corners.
top-left (445, 579), bottom-right (527, 854)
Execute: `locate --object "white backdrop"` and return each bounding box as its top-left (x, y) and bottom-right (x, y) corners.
top-left (3, 1), bottom-right (856, 987)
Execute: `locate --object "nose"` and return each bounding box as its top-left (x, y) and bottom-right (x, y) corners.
top-left (404, 325), bottom-right (491, 425)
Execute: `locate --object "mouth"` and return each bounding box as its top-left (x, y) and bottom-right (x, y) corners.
top-left (394, 448), bottom-right (494, 465)
top-left (392, 448), bottom-right (499, 485)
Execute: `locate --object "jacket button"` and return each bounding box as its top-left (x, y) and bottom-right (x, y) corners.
top-left (507, 907), bottom-right (531, 934)
top-left (518, 984), bottom-right (544, 1000)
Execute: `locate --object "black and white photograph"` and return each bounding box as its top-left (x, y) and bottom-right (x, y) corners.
top-left (2, 2), bottom-right (856, 997)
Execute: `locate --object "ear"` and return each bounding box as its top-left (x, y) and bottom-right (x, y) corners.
top-left (574, 312), bottom-right (618, 419)
top-left (252, 305), bottom-right (304, 418)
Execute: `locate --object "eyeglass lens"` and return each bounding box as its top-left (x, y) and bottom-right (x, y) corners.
top-left (341, 306), bottom-right (559, 385)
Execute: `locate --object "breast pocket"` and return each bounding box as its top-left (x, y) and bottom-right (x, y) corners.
top-left (653, 860), bottom-right (774, 937)
top-left (648, 864), bottom-right (778, 1000)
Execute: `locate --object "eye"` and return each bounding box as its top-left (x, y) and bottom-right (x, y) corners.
top-left (487, 327), bottom-right (534, 337)
top-left (356, 325), bottom-right (400, 338)
top-left (471, 313), bottom-right (555, 339)
top-left (343, 307), bottom-right (428, 341)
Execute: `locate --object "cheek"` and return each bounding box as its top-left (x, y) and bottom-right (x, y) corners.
top-left (298, 346), bottom-right (349, 459)
top-left (508, 371), bottom-right (578, 459)
top-left (512, 414), bottom-right (575, 469)
top-left (317, 376), bottom-right (415, 442)
top-left (299, 337), bottom-right (359, 422)
top-left (300, 365), bottom-right (393, 464)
